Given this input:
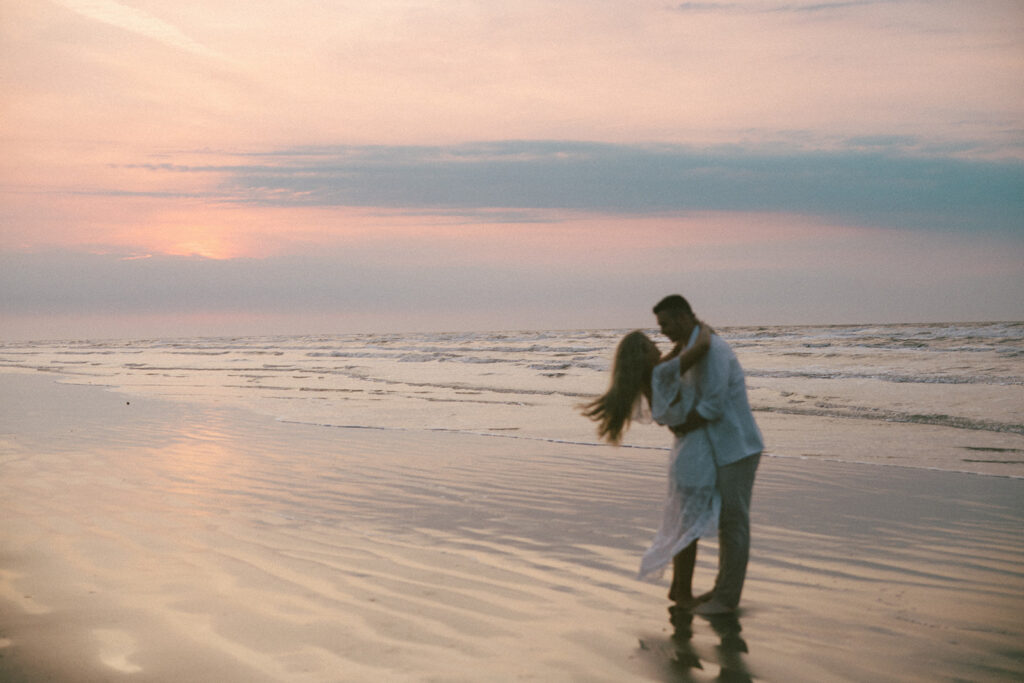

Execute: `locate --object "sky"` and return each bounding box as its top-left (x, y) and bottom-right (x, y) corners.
top-left (2, 0), bottom-right (1023, 340)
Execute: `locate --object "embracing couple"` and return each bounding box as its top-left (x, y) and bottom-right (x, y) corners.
top-left (583, 295), bottom-right (763, 616)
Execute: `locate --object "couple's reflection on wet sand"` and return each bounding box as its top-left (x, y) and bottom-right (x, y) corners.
top-left (664, 605), bottom-right (752, 682)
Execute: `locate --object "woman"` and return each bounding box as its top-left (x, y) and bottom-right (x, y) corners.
top-left (582, 325), bottom-right (718, 608)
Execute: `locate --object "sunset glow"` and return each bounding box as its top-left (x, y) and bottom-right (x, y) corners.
top-left (2, 0), bottom-right (1022, 340)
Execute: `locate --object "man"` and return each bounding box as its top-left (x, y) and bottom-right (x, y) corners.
top-left (653, 294), bottom-right (764, 616)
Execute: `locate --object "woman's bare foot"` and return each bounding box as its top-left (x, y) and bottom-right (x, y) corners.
top-left (669, 590), bottom-right (714, 611)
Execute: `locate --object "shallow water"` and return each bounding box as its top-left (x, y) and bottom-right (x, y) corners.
top-left (2, 322), bottom-right (1022, 476)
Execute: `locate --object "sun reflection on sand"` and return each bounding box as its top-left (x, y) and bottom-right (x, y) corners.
top-left (1, 375), bottom-right (1023, 681)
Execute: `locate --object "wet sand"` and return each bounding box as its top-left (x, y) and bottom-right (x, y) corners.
top-left (1, 372), bottom-right (1022, 681)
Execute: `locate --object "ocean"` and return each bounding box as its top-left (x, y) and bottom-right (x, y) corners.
top-left (2, 321), bottom-right (1022, 477)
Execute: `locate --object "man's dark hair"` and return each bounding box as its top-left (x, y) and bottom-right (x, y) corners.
top-left (652, 294), bottom-right (694, 317)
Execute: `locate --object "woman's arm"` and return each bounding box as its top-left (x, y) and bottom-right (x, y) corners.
top-left (662, 322), bottom-right (712, 373)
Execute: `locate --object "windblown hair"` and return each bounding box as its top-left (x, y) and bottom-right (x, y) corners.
top-left (581, 330), bottom-right (656, 445)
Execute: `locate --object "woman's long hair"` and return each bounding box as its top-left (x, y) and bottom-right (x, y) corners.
top-left (582, 330), bottom-right (656, 445)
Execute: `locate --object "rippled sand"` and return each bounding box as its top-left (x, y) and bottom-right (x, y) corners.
top-left (1, 373), bottom-right (1022, 681)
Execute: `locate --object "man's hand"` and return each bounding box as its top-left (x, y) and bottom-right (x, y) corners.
top-left (671, 409), bottom-right (708, 436)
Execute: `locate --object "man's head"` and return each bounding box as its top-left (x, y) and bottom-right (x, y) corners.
top-left (653, 294), bottom-right (696, 343)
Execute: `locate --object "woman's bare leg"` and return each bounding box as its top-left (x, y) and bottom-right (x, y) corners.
top-left (668, 541), bottom-right (698, 604)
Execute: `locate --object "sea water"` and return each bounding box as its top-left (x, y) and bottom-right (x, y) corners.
top-left (2, 322), bottom-right (1021, 477)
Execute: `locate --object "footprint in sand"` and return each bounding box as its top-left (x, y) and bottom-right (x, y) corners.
top-left (93, 629), bottom-right (143, 674)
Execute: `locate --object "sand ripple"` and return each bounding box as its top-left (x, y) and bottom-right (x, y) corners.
top-left (1, 374), bottom-right (1022, 681)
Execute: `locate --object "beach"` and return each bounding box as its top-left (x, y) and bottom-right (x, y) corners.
top-left (2, 372), bottom-right (1022, 681)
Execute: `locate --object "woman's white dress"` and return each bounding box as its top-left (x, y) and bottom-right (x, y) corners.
top-left (637, 354), bottom-right (721, 581)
